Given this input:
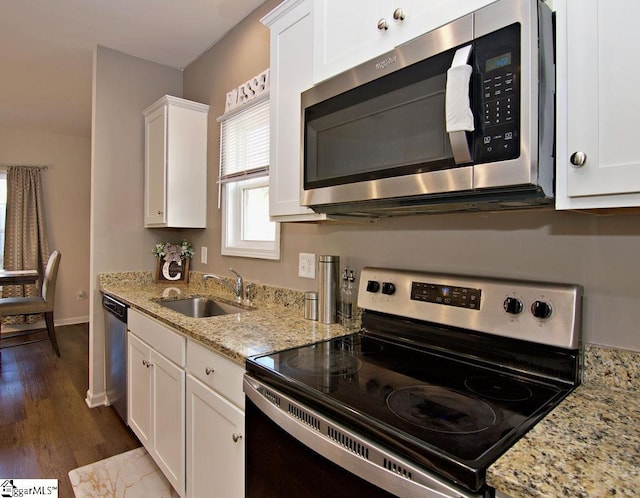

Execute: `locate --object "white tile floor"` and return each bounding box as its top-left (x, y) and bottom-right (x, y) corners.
top-left (68, 447), bottom-right (179, 498)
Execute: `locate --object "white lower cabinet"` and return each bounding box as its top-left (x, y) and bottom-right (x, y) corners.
top-left (127, 310), bottom-right (246, 498)
top-left (186, 376), bottom-right (245, 498)
top-left (186, 339), bottom-right (245, 498)
top-left (127, 310), bottom-right (186, 497)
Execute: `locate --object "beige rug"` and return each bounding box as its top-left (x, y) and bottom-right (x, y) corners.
top-left (68, 447), bottom-right (180, 497)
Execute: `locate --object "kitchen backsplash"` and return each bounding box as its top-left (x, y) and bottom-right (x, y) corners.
top-left (98, 271), bottom-right (306, 311)
top-left (584, 344), bottom-right (640, 392)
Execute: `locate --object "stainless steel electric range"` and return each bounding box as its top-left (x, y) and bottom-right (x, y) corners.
top-left (244, 267), bottom-right (582, 497)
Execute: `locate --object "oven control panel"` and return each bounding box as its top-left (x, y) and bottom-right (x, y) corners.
top-left (410, 282), bottom-right (481, 310)
top-left (359, 267), bottom-right (582, 349)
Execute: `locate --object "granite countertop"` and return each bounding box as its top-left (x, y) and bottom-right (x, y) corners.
top-left (99, 271), bottom-right (351, 366)
top-left (100, 271), bottom-right (640, 496)
top-left (487, 345), bottom-right (640, 497)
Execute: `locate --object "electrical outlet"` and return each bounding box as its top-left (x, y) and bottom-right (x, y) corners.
top-left (201, 246), bottom-right (208, 264)
top-left (298, 253), bottom-right (316, 279)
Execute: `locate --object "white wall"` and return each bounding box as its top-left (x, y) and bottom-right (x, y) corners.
top-left (0, 126), bottom-right (91, 325)
top-left (87, 45), bottom-right (183, 406)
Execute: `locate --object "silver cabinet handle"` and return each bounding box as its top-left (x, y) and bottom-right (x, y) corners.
top-left (570, 151), bottom-right (587, 168)
top-left (205, 367), bottom-right (214, 376)
top-left (232, 433), bottom-right (243, 443)
top-left (393, 8), bottom-right (405, 21)
top-left (377, 18), bottom-right (389, 30)
top-left (142, 359), bottom-right (153, 368)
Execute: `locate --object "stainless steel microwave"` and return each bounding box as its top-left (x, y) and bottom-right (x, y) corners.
top-left (301, 0), bottom-right (554, 217)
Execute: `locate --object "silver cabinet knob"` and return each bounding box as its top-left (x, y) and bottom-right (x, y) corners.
top-left (157, 210), bottom-right (163, 215)
top-left (377, 18), bottom-right (389, 30)
top-left (570, 151), bottom-right (587, 168)
top-left (232, 433), bottom-right (243, 443)
top-left (142, 359), bottom-right (153, 368)
top-left (205, 367), bottom-right (214, 376)
top-left (393, 8), bottom-right (405, 21)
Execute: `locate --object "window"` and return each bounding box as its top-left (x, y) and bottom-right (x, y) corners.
top-left (219, 96), bottom-right (280, 260)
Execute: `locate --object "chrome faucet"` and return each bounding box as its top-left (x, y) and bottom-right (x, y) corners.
top-left (203, 268), bottom-right (243, 303)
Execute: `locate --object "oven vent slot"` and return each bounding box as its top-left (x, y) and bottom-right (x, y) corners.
top-left (261, 388), bottom-right (281, 407)
top-left (327, 427), bottom-right (370, 460)
top-left (288, 404), bottom-right (321, 430)
top-left (384, 458), bottom-right (413, 480)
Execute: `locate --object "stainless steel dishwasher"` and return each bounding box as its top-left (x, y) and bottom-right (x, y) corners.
top-left (103, 294), bottom-right (128, 422)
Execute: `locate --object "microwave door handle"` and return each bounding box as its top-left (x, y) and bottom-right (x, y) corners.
top-left (446, 44), bottom-right (474, 164)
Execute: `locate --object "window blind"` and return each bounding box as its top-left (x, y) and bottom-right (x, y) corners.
top-left (218, 96), bottom-right (270, 186)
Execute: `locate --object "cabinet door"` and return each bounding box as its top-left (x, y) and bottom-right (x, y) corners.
top-left (186, 375), bottom-right (244, 498)
top-left (144, 105), bottom-right (167, 225)
top-left (313, 0), bottom-right (400, 83)
top-left (556, 0), bottom-right (640, 209)
top-left (266, 0), bottom-right (326, 221)
top-left (152, 350), bottom-right (186, 497)
top-left (405, 0), bottom-right (495, 42)
top-left (313, 0), bottom-right (497, 84)
top-left (127, 333), bottom-right (152, 447)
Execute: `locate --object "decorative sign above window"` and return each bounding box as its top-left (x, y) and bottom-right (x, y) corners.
top-left (224, 68), bottom-right (270, 114)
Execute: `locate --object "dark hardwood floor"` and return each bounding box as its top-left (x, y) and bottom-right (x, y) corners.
top-left (0, 323), bottom-right (140, 497)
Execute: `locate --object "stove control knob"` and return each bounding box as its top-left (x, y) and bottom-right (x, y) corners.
top-left (503, 297), bottom-right (523, 315)
top-left (531, 300), bottom-right (552, 319)
top-left (381, 282), bottom-right (396, 295)
top-left (366, 280), bottom-right (380, 293)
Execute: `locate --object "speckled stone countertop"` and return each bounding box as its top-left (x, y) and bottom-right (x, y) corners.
top-left (99, 271), bottom-right (351, 366)
top-left (487, 344), bottom-right (640, 497)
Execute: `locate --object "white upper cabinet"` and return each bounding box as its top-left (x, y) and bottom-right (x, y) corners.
top-left (312, 0), bottom-right (496, 84)
top-left (556, 0), bottom-right (640, 209)
top-left (263, 0), bottom-right (326, 221)
top-left (143, 95), bottom-right (209, 228)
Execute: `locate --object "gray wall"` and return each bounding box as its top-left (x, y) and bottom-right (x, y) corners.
top-left (181, 0), bottom-right (640, 352)
top-left (0, 126), bottom-right (91, 325)
top-left (88, 45), bottom-right (183, 406)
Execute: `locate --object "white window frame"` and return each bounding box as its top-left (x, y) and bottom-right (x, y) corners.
top-left (218, 92), bottom-right (280, 260)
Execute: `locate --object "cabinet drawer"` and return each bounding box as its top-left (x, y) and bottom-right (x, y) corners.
top-left (128, 309), bottom-right (186, 367)
top-left (187, 340), bottom-right (245, 409)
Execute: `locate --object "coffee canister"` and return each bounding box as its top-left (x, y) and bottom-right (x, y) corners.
top-left (304, 291), bottom-right (318, 321)
top-left (318, 255), bottom-right (339, 324)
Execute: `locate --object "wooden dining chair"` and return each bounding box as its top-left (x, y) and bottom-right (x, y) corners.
top-left (0, 250), bottom-right (62, 356)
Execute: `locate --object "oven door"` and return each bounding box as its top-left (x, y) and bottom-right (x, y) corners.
top-left (244, 376), bottom-right (486, 498)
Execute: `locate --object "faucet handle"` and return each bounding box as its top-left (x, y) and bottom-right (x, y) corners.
top-left (244, 282), bottom-right (256, 303)
top-left (229, 268), bottom-right (240, 277)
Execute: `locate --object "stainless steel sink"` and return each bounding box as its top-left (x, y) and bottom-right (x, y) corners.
top-left (158, 297), bottom-right (251, 318)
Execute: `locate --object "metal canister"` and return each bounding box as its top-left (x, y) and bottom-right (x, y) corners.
top-left (318, 255), bottom-right (339, 324)
top-left (304, 291), bottom-right (318, 321)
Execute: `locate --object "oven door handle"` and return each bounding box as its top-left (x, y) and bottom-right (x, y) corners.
top-left (244, 375), bottom-right (481, 498)
top-left (446, 44), bottom-right (474, 165)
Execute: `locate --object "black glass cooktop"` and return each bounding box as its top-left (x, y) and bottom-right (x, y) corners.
top-left (247, 332), bottom-right (571, 491)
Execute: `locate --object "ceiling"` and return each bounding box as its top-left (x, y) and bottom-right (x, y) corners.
top-left (0, 0), bottom-right (267, 137)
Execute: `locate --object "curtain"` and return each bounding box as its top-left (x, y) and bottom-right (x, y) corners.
top-left (2, 166), bottom-right (50, 325)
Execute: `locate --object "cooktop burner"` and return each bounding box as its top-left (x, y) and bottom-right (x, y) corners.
top-left (465, 375), bottom-right (533, 402)
top-left (284, 349), bottom-right (362, 377)
top-left (386, 385), bottom-right (496, 434)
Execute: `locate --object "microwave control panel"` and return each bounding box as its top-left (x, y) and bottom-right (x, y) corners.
top-left (473, 23), bottom-right (521, 164)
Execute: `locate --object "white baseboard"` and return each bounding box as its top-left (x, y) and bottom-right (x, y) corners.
top-left (1, 315), bottom-right (89, 334)
top-left (85, 389), bottom-right (107, 408)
